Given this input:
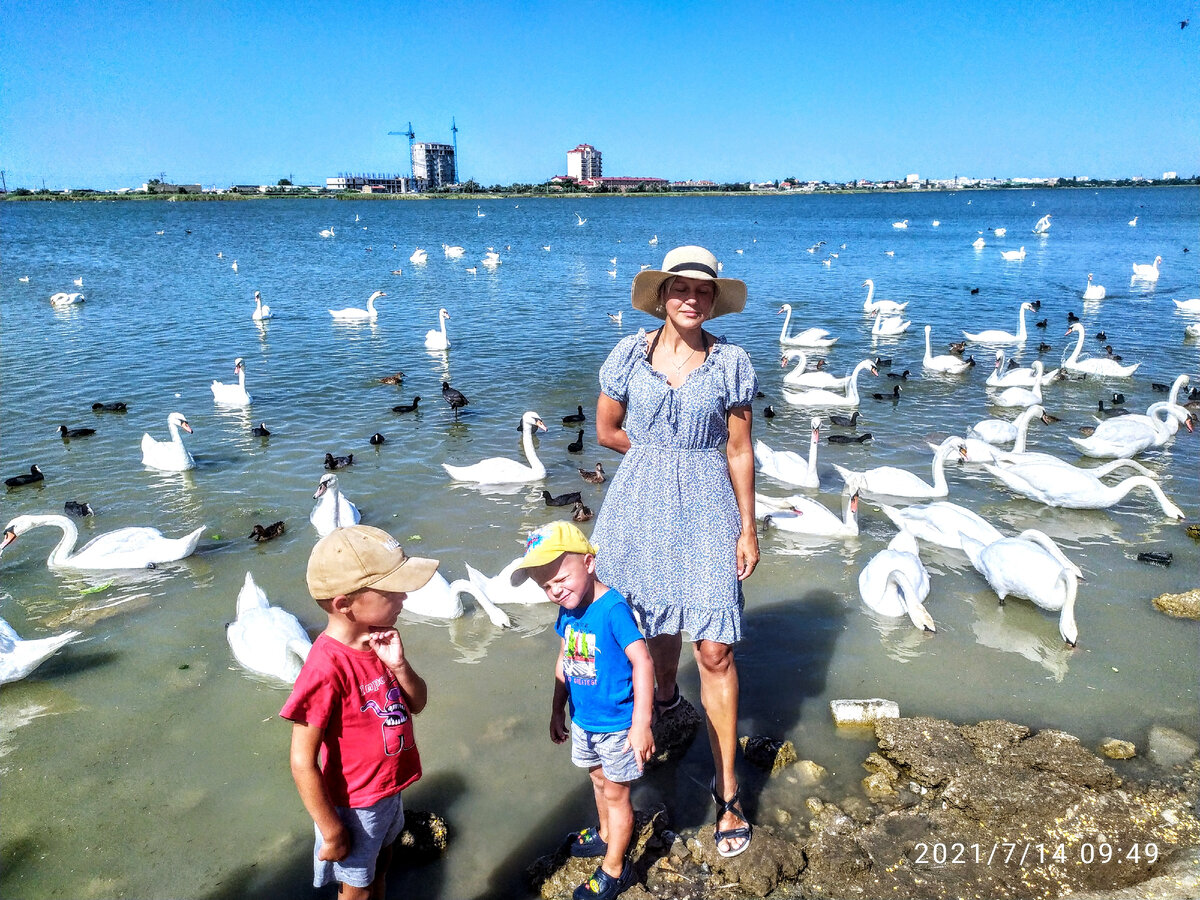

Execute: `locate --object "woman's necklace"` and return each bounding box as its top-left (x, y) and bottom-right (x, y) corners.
top-left (671, 346), bottom-right (700, 374)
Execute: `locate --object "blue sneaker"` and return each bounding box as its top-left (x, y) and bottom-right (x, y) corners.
top-left (573, 861), bottom-right (634, 900)
top-left (568, 826), bottom-right (608, 858)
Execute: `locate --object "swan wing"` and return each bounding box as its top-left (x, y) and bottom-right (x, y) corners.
top-left (0, 620), bottom-right (81, 684)
top-left (442, 457), bottom-right (540, 484)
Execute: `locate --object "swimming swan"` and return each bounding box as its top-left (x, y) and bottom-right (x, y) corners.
top-left (782, 359), bottom-right (875, 408)
top-left (880, 501), bottom-right (1002, 552)
top-left (1061, 323), bottom-right (1140, 376)
top-left (761, 486), bottom-right (860, 537)
top-left (0, 513), bottom-right (205, 569)
top-left (833, 436), bottom-right (962, 499)
top-left (966, 404), bottom-right (1052, 451)
top-left (782, 350), bottom-right (849, 389)
top-left (1082, 274), bottom-right (1106, 301)
top-left (442, 244), bottom-right (465, 258)
top-left (923, 325), bottom-right (974, 374)
top-left (963, 302), bottom-right (1034, 345)
top-left (960, 533), bottom-right (1079, 646)
top-left (0, 617), bottom-right (81, 685)
top-left (778, 303), bottom-right (837, 347)
top-left (871, 309), bottom-right (911, 336)
top-left (861, 279), bottom-right (909, 316)
top-left (464, 559), bottom-right (547, 607)
top-left (425, 308), bottom-right (451, 350)
top-left (404, 571), bottom-right (505, 625)
top-left (1172, 298), bottom-right (1200, 312)
top-left (211, 357), bottom-right (252, 406)
top-left (141, 412), bottom-right (195, 471)
top-left (1131, 256), bottom-right (1161, 281)
top-left (1068, 401), bottom-right (1191, 458)
top-left (442, 411), bottom-right (548, 483)
top-left (329, 290), bottom-right (385, 322)
top-left (410, 248), bottom-right (428, 264)
top-left (252, 290), bottom-right (272, 321)
top-left (754, 418), bottom-right (821, 489)
top-left (227, 572), bottom-right (312, 683)
top-left (999, 246), bottom-right (1026, 261)
top-left (309, 473), bottom-right (361, 537)
top-left (986, 350), bottom-right (1058, 387)
top-left (985, 461), bottom-right (1185, 518)
top-left (858, 530), bottom-right (936, 632)
top-left (990, 361), bottom-right (1044, 409)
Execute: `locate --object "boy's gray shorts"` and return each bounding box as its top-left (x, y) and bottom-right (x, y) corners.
top-left (570, 721), bottom-right (643, 783)
top-left (314, 791), bottom-right (405, 888)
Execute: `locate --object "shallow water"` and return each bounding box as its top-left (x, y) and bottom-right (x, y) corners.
top-left (1, 189), bottom-right (1197, 899)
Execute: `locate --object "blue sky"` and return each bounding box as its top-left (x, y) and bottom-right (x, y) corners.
top-left (1, 1), bottom-right (1196, 189)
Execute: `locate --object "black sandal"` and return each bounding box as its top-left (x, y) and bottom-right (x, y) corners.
top-left (653, 684), bottom-right (682, 715)
top-left (710, 777), bottom-right (752, 858)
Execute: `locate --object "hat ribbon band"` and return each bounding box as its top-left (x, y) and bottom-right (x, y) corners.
top-left (667, 262), bottom-right (717, 278)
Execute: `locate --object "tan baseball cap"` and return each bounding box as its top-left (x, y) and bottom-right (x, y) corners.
top-left (306, 525), bottom-right (439, 600)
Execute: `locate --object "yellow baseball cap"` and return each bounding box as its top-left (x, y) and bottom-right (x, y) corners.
top-left (307, 525), bottom-right (439, 600)
top-left (511, 521), bottom-right (597, 583)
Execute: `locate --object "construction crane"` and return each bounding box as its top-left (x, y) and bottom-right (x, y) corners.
top-left (450, 117), bottom-right (459, 184)
top-left (387, 122), bottom-right (416, 180)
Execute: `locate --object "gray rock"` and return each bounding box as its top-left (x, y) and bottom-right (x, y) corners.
top-left (1100, 737), bottom-right (1138, 759)
top-left (1149, 725), bottom-right (1200, 767)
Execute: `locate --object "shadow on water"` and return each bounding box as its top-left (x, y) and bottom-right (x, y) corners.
top-left (200, 772), bottom-right (467, 900)
top-left (464, 588), bottom-right (845, 900)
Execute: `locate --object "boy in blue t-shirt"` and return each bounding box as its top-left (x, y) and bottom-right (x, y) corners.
top-left (514, 521), bottom-right (654, 900)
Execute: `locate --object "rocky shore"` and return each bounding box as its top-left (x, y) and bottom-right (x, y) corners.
top-left (512, 702), bottom-right (1200, 900)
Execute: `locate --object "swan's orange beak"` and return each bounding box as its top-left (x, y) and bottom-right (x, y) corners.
top-left (0, 527), bottom-right (16, 556)
top-left (181, 421), bottom-right (193, 434)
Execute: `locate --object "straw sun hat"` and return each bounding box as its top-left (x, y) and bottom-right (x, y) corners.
top-left (631, 246), bottom-right (747, 320)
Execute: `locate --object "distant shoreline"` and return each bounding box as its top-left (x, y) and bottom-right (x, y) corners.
top-left (3, 183), bottom-right (1194, 202)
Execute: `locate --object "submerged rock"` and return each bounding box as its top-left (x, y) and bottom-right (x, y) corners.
top-left (1100, 737), bottom-right (1138, 759)
top-left (1148, 725), bottom-right (1200, 768)
top-left (739, 735), bottom-right (797, 775)
top-left (394, 810), bottom-right (449, 863)
top-left (1152, 588), bottom-right (1200, 619)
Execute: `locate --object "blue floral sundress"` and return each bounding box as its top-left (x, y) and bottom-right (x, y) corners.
top-left (592, 329), bottom-right (758, 644)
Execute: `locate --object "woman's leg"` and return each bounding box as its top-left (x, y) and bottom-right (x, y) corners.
top-left (647, 632), bottom-right (683, 704)
top-left (694, 639), bottom-right (747, 852)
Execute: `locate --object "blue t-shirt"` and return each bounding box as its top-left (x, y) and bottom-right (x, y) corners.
top-left (555, 588), bottom-right (645, 733)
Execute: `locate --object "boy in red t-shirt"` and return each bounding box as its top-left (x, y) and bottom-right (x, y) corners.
top-left (281, 525), bottom-right (439, 899)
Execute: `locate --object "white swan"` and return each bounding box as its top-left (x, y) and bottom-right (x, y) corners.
top-left (860, 279), bottom-right (909, 316)
top-left (968, 404), bottom-right (1051, 447)
top-left (1082, 274), bottom-right (1106, 301)
top-left (319, 227), bottom-right (335, 238)
top-left (972, 236), bottom-right (986, 249)
top-left (329, 290), bottom-right (385, 322)
top-left (963, 302), bottom-right (1034, 345)
top-left (1172, 298), bottom-right (1200, 312)
top-left (990, 361), bottom-right (1044, 409)
top-left (0, 617), bottom-right (80, 685)
top-left (1187, 323), bottom-right (1200, 338)
top-left (871, 309), bottom-right (911, 336)
top-left (880, 501), bottom-right (1002, 552)
top-left (443, 244), bottom-right (465, 257)
top-left (211, 357), bottom-right (252, 406)
top-left (443, 411), bottom-right (547, 483)
top-left (999, 246), bottom-right (1026, 261)
top-left (858, 530), bottom-right (936, 632)
top-left (761, 486), bottom-right (860, 537)
top-left (1131, 256), bottom-right (1162, 281)
top-left (410, 248), bottom-right (428, 264)
top-left (0, 513), bottom-right (205, 569)
top-left (782, 359), bottom-right (875, 408)
top-left (1032, 214), bottom-right (1052, 235)
top-left (464, 559), bottom-right (547, 607)
top-left (986, 350), bottom-right (1059, 386)
top-left (227, 573), bottom-right (312, 683)
top-left (992, 227), bottom-right (1007, 237)
top-left (1068, 401), bottom-right (1191, 458)
top-left (985, 461), bottom-right (1185, 518)
top-left (778, 304), bottom-right (837, 347)
top-left (481, 251), bottom-right (501, 268)
top-left (960, 534), bottom-right (1079, 646)
top-left (833, 436), bottom-right (962, 499)
top-left (755, 419), bottom-right (821, 489)
top-left (425, 308), bottom-right (451, 350)
top-left (923, 325), bottom-right (974, 374)
top-left (252, 290), bottom-right (272, 321)
top-left (402, 569), bottom-right (507, 626)
top-left (892, 219), bottom-right (909, 229)
top-left (50, 291), bottom-right (85, 306)
top-left (782, 350), bottom-right (848, 389)
top-left (141, 412), bottom-right (195, 471)
top-left (310, 473), bottom-right (361, 537)
top-left (1061, 323), bottom-right (1140, 376)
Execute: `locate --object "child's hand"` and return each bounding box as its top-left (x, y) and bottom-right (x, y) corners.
top-left (550, 707), bottom-right (569, 744)
top-left (317, 823), bottom-right (352, 862)
top-left (625, 723), bottom-right (655, 769)
top-left (367, 628), bottom-right (406, 669)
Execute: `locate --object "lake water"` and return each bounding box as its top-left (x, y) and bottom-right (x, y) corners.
top-left (1, 188), bottom-right (1197, 899)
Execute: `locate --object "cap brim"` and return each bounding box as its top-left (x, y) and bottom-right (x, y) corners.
top-left (372, 555), bottom-right (440, 593)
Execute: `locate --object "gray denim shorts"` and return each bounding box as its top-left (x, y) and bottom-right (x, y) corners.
top-left (570, 721), bottom-right (643, 783)
top-left (313, 792), bottom-right (405, 889)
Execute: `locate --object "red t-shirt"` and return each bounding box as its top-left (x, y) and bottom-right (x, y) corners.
top-left (280, 633), bottom-right (421, 807)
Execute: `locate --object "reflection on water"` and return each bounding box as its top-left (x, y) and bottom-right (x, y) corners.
top-left (1, 189), bottom-right (1197, 899)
